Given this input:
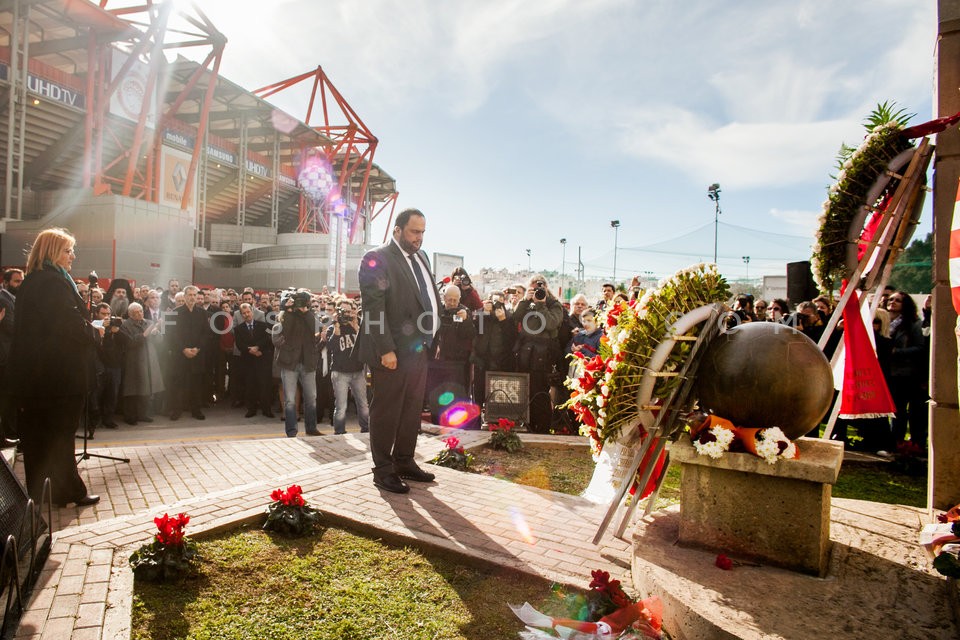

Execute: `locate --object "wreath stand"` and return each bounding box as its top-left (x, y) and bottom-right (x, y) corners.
top-left (592, 303), bottom-right (726, 544)
top-left (818, 136), bottom-right (932, 439)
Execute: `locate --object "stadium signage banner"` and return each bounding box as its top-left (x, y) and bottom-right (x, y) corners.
top-left (161, 127), bottom-right (238, 167)
top-left (0, 64), bottom-right (86, 109)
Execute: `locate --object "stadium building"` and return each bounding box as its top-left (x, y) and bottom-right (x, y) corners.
top-left (0, 0), bottom-right (397, 292)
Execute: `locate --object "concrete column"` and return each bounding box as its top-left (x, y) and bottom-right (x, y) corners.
top-left (931, 1), bottom-right (960, 509)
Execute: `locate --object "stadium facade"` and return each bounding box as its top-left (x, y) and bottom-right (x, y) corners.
top-left (0, 1), bottom-right (397, 292)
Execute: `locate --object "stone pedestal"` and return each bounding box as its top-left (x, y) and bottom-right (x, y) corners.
top-left (669, 435), bottom-right (844, 577)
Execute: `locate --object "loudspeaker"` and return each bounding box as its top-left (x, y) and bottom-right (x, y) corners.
top-left (787, 261), bottom-right (819, 304)
top-left (0, 456), bottom-right (31, 560)
top-left (484, 371), bottom-right (530, 424)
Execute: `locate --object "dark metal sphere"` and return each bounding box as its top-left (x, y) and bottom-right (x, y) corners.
top-left (695, 321), bottom-right (834, 439)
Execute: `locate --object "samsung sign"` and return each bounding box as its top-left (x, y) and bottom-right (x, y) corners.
top-left (162, 127), bottom-right (238, 166)
top-left (0, 64), bottom-right (86, 109)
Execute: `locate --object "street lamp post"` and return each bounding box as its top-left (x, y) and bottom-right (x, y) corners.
top-left (610, 220), bottom-right (620, 283)
top-left (707, 183), bottom-right (721, 265)
top-left (525, 248), bottom-right (531, 272)
top-left (743, 255), bottom-right (750, 281)
top-left (560, 238), bottom-right (567, 299)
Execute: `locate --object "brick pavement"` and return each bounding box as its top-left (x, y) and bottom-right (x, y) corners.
top-left (8, 430), bottom-right (632, 639)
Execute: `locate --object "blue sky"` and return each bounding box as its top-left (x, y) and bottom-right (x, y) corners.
top-left (176, 0), bottom-right (936, 283)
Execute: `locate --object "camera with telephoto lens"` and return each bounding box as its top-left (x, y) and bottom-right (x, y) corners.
top-left (108, 316), bottom-right (123, 328)
top-left (534, 287), bottom-right (547, 301)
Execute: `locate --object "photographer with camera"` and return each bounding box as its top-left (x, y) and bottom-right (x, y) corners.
top-left (512, 274), bottom-right (563, 433)
top-left (471, 297), bottom-right (516, 406)
top-left (427, 285), bottom-right (476, 425)
top-left (273, 289), bottom-right (321, 437)
top-left (450, 267), bottom-right (482, 312)
top-left (90, 302), bottom-right (123, 431)
top-left (325, 297), bottom-right (369, 435)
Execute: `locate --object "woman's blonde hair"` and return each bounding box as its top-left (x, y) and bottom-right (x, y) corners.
top-left (25, 227), bottom-right (75, 275)
top-left (874, 307), bottom-right (891, 338)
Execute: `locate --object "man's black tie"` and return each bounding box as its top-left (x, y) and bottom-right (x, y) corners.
top-left (408, 254), bottom-right (434, 333)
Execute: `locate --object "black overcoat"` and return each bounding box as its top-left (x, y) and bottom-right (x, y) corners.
top-left (8, 267), bottom-right (98, 398)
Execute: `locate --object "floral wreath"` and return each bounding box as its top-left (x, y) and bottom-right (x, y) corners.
top-left (812, 104), bottom-right (915, 293)
top-left (565, 263), bottom-right (729, 454)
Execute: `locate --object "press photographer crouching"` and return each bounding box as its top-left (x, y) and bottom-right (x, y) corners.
top-left (325, 297), bottom-right (369, 435)
top-left (512, 274), bottom-right (563, 433)
top-left (427, 285), bottom-right (476, 425)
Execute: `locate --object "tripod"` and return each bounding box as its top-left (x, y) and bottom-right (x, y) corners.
top-left (76, 275), bottom-right (129, 465)
top-left (76, 391), bottom-right (129, 465)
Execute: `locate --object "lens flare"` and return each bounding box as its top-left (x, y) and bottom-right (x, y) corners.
top-left (440, 401), bottom-right (480, 428)
top-left (509, 506), bottom-right (537, 545)
top-left (438, 392), bottom-right (455, 406)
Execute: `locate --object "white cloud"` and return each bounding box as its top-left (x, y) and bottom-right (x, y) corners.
top-left (769, 208), bottom-right (820, 236)
top-left (613, 106), bottom-right (858, 188)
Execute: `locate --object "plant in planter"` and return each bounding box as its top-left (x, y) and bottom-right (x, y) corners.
top-left (488, 418), bottom-right (523, 453)
top-left (429, 436), bottom-right (474, 471)
top-left (263, 484), bottom-right (322, 537)
top-left (129, 513), bottom-right (198, 582)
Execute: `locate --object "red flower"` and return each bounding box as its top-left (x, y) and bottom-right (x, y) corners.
top-left (606, 302), bottom-right (625, 327)
top-left (577, 372), bottom-right (598, 392)
top-left (583, 355), bottom-right (606, 373)
top-left (445, 436), bottom-right (461, 451)
top-left (271, 485), bottom-right (308, 507)
top-left (715, 553), bottom-right (733, 570)
top-left (497, 418), bottom-right (515, 431)
top-left (153, 512), bottom-right (190, 547)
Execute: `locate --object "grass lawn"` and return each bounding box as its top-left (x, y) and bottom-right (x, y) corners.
top-left (132, 525), bottom-right (572, 640)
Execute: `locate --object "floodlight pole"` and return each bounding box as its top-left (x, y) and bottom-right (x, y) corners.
top-left (610, 220), bottom-right (620, 283)
top-left (560, 238), bottom-right (567, 299)
top-left (708, 183), bottom-right (721, 265)
top-left (743, 255), bottom-right (750, 280)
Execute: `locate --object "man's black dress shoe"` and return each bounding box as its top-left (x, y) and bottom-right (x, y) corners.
top-left (139, 417), bottom-right (153, 423)
top-left (397, 465), bottom-right (436, 483)
top-left (305, 429), bottom-right (322, 436)
top-left (373, 474), bottom-right (410, 494)
top-left (192, 411), bottom-right (205, 420)
top-left (102, 420), bottom-right (119, 429)
top-left (245, 409), bottom-right (258, 418)
top-left (124, 418), bottom-right (138, 426)
top-left (58, 494), bottom-right (100, 508)
top-left (262, 411), bottom-right (275, 418)
top-left (169, 412), bottom-right (180, 421)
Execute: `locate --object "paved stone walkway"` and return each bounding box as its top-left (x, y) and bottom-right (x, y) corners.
top-left (8, 430), bottom-right (632, 639)
top-left (5, 430), bottom-right (956, 639)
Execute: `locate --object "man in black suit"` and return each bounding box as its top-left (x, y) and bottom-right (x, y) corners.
top-left (169, 285), bottom-right (210, 420)
top-left (358, 208), bottom-right (440, 494)
top-left (233, 303), bottom-right (275, 418)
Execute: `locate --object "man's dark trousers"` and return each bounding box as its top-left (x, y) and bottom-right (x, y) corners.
top-left (369, 349), bottom-right (428, 479)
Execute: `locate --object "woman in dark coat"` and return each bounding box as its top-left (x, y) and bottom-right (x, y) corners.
top-left (886, 291), bottom-right (929, 450)
top-left (8, 228), bottom-right (101, 506)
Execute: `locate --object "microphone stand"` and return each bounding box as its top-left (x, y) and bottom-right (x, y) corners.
top-left (76, 275), bottom-right (129, 465)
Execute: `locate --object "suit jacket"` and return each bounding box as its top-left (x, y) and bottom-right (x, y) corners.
top-left (234, 319), bottom-right (274, 362)
top-left (171, 303), bottom-right (210, 373)
top-left (358, 240), bottom-right (440, 368)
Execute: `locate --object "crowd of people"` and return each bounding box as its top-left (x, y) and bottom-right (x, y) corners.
top-left (0, 222), bottom-right (931, 503)
top-left (726, 288), bottom-right (930, 454)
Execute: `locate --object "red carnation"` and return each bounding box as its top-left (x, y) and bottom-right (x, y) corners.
top-left (715, 553), bottom-right (733, 570)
